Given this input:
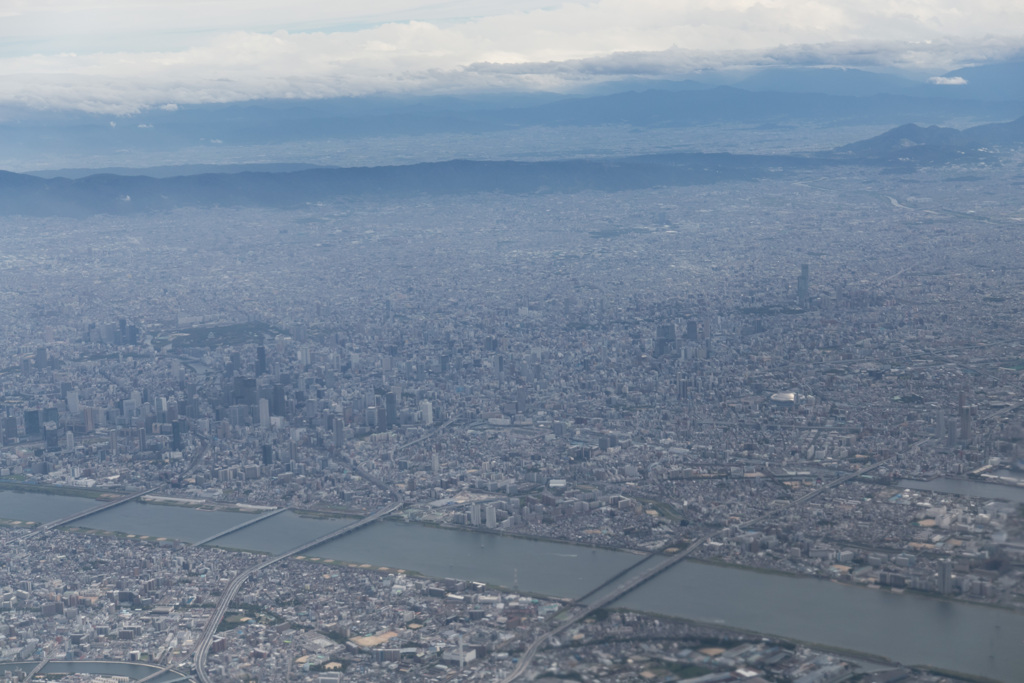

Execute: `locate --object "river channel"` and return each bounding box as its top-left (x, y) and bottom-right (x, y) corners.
top-left (2, 488), bottom-right (1023, 682)
top-left (0, 660), bottom-right (189, 681)
top-left (898, 477), bottom-right (1024, 504)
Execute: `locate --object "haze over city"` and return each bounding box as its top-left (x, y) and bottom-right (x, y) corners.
top-left (0, 2), bottom-right (1023, 683)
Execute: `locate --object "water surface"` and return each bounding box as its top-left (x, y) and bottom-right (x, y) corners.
top-left (0, 489), bottom-right (97, 522)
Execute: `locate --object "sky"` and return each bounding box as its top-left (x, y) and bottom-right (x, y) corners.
top-left (2, 0), bottom-right (1024, 114)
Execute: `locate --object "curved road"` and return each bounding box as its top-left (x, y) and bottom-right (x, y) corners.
top-left (192, 498), bottom-right (402, 683)
top-left (190, 424), bottom-right (464, 682)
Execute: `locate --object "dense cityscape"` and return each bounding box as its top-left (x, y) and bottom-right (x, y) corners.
top-left (1, 158), bottom-right (1023, 683)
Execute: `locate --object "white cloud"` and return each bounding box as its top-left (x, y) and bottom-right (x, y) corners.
top-left (1, 1), bottom-right (1023, 113)
top-left (928, 75), bottom-right (968, 85)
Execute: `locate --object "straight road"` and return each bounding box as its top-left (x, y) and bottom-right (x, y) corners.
top-left (501, 455), bottom-right (897, 682)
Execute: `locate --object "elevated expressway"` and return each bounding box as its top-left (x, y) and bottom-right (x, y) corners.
top-left (501, 456), bottom-right (896, 682)
top-left (191, 497), bottom-right (403, 683)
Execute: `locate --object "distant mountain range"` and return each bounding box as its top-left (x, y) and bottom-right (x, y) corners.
top-left (28, 162), bottom-right (325, 180)
top-left (1, 114), bottom-right (1021, 218)
top-left (0, 155), bottom-right (818, 217)
top-left (3, 60), bottom-right (1024, 174)
top-left (827, 115), bottom-right (1024, 166)
top-left (7, 86), bottom-right (1022, 156)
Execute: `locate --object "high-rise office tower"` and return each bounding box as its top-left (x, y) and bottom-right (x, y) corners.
top-left (797, 264), bottom-right (810, 308)
top-left (256, 346), bottom-right (267, 376)
top-left (24, 409), bottom-right (40, 437)
top-left (385, 391), bottom-right (398, 427)
top-left (654, 324), bottom-right (677, 357)
top-left (259, 398), bottom-right (271, 429)
top-left (172, 420), bottom-right (184, 451)
top-left (1, 416), bottom-right (16, 445)
top-left (959, 392), bottom-right (971, 444)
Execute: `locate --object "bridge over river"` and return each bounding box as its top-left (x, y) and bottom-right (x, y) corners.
top-left (501, 456), bottom-right (896, 682)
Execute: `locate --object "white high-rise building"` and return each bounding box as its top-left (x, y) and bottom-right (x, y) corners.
top-left (419, 399), bottom-right (434, 426)
top-left (259, 398), bottom-right (271, 429)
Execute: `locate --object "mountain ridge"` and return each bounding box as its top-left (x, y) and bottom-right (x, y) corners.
top-left (5, 81), bottom-right (1024, 173)
top-left (2, 115), bottom-right (1022, 218)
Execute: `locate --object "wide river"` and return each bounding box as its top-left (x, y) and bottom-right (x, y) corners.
top-left (2, 488), bottom-right (1022, 682)
top-left (0, 660), bottom-right (188, 682)
top-left (898, 477), bottom-right (1024, 504)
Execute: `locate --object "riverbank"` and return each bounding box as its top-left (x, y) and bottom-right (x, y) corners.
top-left (1, 486), bottom-right (1020, 682)
top-left (0, 480), bottom-right (111, 499)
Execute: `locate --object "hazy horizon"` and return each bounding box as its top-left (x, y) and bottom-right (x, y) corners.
top-left (3, 1), bottom-right (1024, 116)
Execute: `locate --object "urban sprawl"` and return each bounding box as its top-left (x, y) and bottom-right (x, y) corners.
top-left (1, 162), bottom-right (1023, 683)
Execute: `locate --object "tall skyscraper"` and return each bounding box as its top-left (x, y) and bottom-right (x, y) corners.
top-left (797, 263), bottom-right (810, 308)
top-left (172, 420), bottom-right (184, 451)
top-left (259, 398), bottom-right (271, 429)
top-left (256, 345), bottom-right (267, 376)
top-left (385, 391), bottom-right (398, 427)
top-left (66, 390), bottom-right (80, 414)
top-left (654, 324), bottom-right (677, 357)
top-left (2, 416), bottom-right (17, 445)
top-left (958, 391), bottom-right (971, 444)
top-left (24, 409), bottom-right (40, 437)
